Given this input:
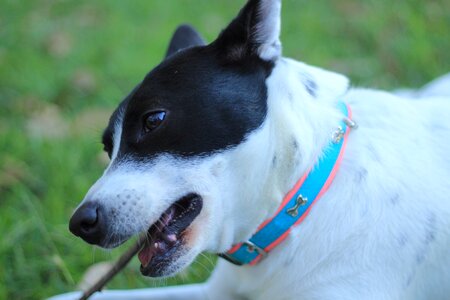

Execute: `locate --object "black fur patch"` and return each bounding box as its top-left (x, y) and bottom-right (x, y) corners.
top-left (104, 46), bottom-right (273, 160)
top-left (102, 0), bottom-right (277, 161)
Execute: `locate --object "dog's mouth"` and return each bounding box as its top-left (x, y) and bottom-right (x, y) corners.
top-left (138, 193), bottom-right (203, 277)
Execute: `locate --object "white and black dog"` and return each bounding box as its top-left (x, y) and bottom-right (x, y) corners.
top-left (52, 0), bottom-right (450, 299)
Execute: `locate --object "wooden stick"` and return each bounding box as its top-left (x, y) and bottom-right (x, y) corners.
top-left (78, 235), bottom-right (147, 300)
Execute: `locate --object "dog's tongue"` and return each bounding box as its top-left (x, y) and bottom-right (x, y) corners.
top-left (138, 242), bottom-right (162, 267)
top-left (138, 206), bottom-right (179, 267)
top-left (138, 239), bottom-right (173, 267)
top-left (138, 244), bottom-right (155, 267)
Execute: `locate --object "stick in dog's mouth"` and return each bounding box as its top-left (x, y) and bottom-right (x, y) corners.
top-left (138, 193), bottom-right (203, 276)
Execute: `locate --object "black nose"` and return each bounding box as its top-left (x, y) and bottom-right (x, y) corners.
top-left (69, 202), bottom-right (105, 245)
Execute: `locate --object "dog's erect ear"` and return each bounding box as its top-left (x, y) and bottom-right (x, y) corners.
top-left (213, 0), bottom-right (282, 62)
top-left (165, 24), bottom-right (206, 58)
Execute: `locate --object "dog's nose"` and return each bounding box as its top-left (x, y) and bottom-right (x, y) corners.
top-left (69, 202), bottom-right (105, 245)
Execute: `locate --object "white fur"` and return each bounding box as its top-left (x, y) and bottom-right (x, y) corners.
top-left (254, 0), bottom-right (282, 61)
top-left (51, 3), bottom-right (450, 299)
top-left (110, 108), bottom-right (124, 163)
top-left (395, 73), bottom-right (450, 99)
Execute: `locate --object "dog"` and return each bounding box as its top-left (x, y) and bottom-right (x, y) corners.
top-left (51, 0), bottom-right (450, 299)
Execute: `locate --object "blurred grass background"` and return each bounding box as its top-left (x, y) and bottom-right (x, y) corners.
top-left (0, 0), bottom-right (449, 299)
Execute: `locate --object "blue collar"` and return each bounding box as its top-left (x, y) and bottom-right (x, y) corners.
top-left (219, 102), bottom-right (356, 266)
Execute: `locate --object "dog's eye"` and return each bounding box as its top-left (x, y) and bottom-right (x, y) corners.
top-left (144, 111), bottom-right (166, 133)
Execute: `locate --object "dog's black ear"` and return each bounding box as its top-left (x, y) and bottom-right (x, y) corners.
top-left (165, 24), bottom-right (206, 58)
top-left (213, 0), bottom-right (281, 62)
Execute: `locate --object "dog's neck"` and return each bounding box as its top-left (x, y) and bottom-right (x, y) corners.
top-left (220, 58), bottom-right (350, 248)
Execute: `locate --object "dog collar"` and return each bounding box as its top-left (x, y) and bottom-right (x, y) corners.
top-left (218, 102), bottom-right (356, 266)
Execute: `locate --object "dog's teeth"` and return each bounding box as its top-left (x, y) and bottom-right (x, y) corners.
top-left (167, 234), bottom-right (177, 242)
top-left (154, 242), bottom-right (159, 249)
top-left (161, 210), bottom-right (174, 226)
top-left (160, 233), bottom-right (177, 243)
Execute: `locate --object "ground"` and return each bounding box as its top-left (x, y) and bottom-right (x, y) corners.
top-left (0, 0), bottom-right (449, 299)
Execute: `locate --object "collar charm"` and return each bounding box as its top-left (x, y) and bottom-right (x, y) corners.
top-left (219, 102), bottom-right (356, 266)
top-left (286, 195), bottom-right (308, 217)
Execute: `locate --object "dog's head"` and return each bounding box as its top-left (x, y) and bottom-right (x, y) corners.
top-left (69, 0), bottom-right (348, 277)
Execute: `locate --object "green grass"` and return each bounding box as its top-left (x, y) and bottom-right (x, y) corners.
top-left (0, 0), bottom-right (449, 299)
